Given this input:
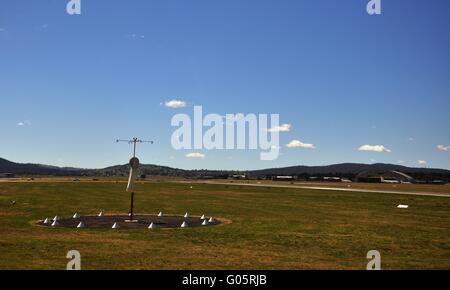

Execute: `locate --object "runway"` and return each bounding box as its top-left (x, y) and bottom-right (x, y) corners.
top-left (197, 181), bottom-right (450, 198)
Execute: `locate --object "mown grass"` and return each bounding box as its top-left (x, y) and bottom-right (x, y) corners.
top-left (0, 181), bottom-right (449, 269)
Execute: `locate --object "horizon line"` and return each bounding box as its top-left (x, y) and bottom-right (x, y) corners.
top-left (1, 157), bottom-right (448, 172)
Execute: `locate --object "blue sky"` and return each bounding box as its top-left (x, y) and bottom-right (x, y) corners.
top-left (0, 0), bottom-right (449, 170)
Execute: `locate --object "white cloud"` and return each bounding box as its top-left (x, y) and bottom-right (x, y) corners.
top-left (437, 145), bottom-right (450, 152)
top-left (286, 140), bottom-right (315, 149)
top-left (418, 160), bottom-right (427, 165)
top-left (397, 160), bottom-right (405, 164)
top-left (130, 34), bottom-right (145, 39)
top-left (17, 120), bottom-right (31, 126)
top-left (267, 124), bottom-right (292, 132)
top-left (165, 100), bottom-right (187, 109)
top-left (186, 153), bottom-right (205, 159)
top-left (358, 145), bottom-right (391, 153)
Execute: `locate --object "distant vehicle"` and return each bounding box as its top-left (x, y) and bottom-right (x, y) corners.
top-left (432, 180), bottom-right (446, 185)
top-left (0, 173), bottom-right (15, 178)
top-left (273, 176), bottom-right (294, 181)
top-left (232, 174), bottom-right (247, 180)
top-left (381, 179), bottom-right (400, 184)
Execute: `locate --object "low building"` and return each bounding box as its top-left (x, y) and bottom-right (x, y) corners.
top-left (355, 170), bottom-right (413, 183)
top-left (323, 177), bottom-right (342, 182)
top-left (273, 175), bottom-right (294, 181)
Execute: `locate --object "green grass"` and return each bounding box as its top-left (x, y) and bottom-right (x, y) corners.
top-left (0, 181), bottom-right (449, 269)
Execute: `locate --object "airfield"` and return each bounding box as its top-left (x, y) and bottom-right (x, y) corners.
top-left (0, 178), bottom-right (449, 269)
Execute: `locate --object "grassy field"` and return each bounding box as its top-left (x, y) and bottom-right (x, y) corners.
top-left (0, 181), bottom-right (449, 269)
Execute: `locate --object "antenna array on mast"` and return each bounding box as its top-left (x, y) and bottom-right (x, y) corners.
top-left (116, 137), bottom-right (154, 157)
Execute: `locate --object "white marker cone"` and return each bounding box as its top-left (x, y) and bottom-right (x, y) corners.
top-left (158, 212), bottom-right (163, 217)
top-left (201, 220), bottom-right (208, 226)
top-left (51, 220), bottom-right (59, 227)
top-left (181, 221), bottom-right (188, 228)
top-left (397, 205), bottom-right (409, 209)
top-left (208, 217), bottom-right (214, 223)
top-left (98, 211), bottom-right (104, 217)
top-left (77, 222), bottom-right (85, 228)
top-left (43, 218), bottom-right (50, 224)
top-left (53, 216), bottom-right (59, 221)
top-left (73, 213), bottom-right (80, 219)
top-left (112, 222), bottom-right (120, 229)
top-left (148, 222), bottom-right (155, 229)
top-left (184, 213), bottom-right (189, 218)
top-left (200, 214), bottom-right (206, 220)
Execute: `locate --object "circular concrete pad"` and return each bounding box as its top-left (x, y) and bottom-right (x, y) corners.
top-left (37, 214), bottom-right (222, 229)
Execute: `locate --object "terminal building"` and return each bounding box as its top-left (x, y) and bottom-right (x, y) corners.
top-left (355, 170), bottom-right (414, 183)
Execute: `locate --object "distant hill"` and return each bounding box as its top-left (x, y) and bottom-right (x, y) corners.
top-left (249, 163), bottom-right (450, 176)
top-left (93, 164), bottom-right (189, 177)
top-left (0, 158), bottom-right (83, 175)
top-left (0, 157), bottom-right (229, 177)
top-left (1, 157), bottom-right (449, 181)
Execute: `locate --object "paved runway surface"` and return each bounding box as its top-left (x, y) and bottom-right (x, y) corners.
top-left (198, 181), bottom-right (450, 198)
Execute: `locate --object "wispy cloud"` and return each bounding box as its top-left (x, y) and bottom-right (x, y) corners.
top-left (17, 120), bottom-right (31, 126)
top-left (418, 160), bottom-right (427, 165)
top-left (41, 24), bottom-right (49, 29)
top-left (286, 140), bottom-right (315, 149)
top-left (267, 124), bottom-right (291, 132)
top-left (358, 145), bottom-right (391, 153)
top-left (437, 145), bottom-right (450, 151)
top-left (130, 33), bottom-right (145, 39)
top-left (186, 152), bottom-right (205, 159)
top-left (165, 99), bottom-right (187, 109)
